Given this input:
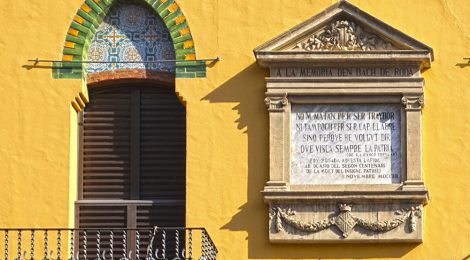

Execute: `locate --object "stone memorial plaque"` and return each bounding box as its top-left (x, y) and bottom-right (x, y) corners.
top-left (256, 1), bottom-right (430, 242)
top-left (291, 104), bottom-right (401, 184)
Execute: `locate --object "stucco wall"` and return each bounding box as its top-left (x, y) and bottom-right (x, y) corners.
top-left (0, 0), bottom-right (469, 259)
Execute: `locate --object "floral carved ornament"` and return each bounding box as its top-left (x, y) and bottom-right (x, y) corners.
top-left (270, 204), bottom-right (422, 238)
top-left (294, 20), bottom-right (396, 51)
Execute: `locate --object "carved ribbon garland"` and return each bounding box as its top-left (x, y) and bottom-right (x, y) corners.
top-left (271, 204), bottom-right (422, 238)
top-left (274, 208), bottom-right (335, 233)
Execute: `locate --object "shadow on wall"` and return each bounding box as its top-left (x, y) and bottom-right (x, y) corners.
top-left (202, 63), bottom-right (419, 259)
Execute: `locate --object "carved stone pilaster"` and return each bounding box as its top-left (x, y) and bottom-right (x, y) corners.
top-left (401, 95), bottom-right (424, 111)
top-left (265, 96), bottom-right (288, 112)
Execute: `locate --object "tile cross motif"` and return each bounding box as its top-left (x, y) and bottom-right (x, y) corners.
top-left (104, 29), bottom-right (125, 47)
top-left (144, 30), bottom-right (158, 43)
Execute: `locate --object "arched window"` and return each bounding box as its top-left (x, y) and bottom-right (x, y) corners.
top-left (75, 1), bottom-right (186, 256)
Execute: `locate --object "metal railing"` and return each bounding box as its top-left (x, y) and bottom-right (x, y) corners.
top-left (0, 227), bottom-right (217, 260)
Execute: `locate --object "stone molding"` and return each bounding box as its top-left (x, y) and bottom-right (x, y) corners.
top-left (261, 189), bottom-right (429, 204)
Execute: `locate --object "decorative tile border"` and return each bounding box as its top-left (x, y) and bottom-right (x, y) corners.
top-left (54, 0), bottom-right (204, 79)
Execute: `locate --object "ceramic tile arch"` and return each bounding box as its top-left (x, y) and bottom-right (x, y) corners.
top-left (54, 0), bottom-right (205, 79)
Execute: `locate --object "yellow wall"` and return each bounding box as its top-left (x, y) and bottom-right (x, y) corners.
top-left (0, 0), bottom-right (469, 259)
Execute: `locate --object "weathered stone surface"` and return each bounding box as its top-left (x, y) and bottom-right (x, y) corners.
top-left (291, 104), bottom-right (401, 185)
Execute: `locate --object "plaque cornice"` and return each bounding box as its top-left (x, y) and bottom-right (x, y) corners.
top-left (255, 51), bottom-right (432, 69)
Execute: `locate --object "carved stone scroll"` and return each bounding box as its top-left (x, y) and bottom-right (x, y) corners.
top-left (265, 96), bottom-right (288, 112)
top-left (401, 95), bottom-right (424, 111)
top-left (294, 20), bottom-right (396, 51)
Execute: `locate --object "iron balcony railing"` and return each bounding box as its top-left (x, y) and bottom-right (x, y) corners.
top-left (0, 227), bottom-right (217, 260)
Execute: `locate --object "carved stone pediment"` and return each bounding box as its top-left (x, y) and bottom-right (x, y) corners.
top-left (293, 19), bottom-right (396, 51)
top-left (254, 1), bottom-right (433, 68)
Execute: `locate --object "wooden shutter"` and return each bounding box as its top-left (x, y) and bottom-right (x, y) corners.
top-left (78, 205), bottom-right (128, 228)
top-left (78, 84), bottom-right (186, 229)
top-left (137, 88), bottom-right (186, 258)
top-left (82, 88), bottom-right (132, 200)
top-left (139, 89), bottom-right (186, 201)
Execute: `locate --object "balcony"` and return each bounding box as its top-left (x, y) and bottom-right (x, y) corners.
top-left (0, 227), bottom-right (217, 260)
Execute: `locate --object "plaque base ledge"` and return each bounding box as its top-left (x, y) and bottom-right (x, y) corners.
top-left (269, 237), bottom-right (423, 244)
top-left (264, 181), bottom-right (288, 189)
top-left (262, 189), bottom-right (429, 204)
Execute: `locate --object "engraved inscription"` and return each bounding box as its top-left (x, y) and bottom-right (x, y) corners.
top-left (291, 104), bottom-right (401, 184)
top-left (271, 67), bottom-right (417, 78)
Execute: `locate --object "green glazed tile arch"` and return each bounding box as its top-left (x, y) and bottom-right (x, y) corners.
top-left (56, 0), bottom-right (204, 79)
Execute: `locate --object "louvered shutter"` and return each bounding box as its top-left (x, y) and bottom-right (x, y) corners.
top-left (140, 89), bottom-right (186, 201)
top-left (78, 84), bottom-right (186, 231)
top-left (82, 88), bottom-right (132, 200)
top-left (138, 88), bottom-right (186, 256)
